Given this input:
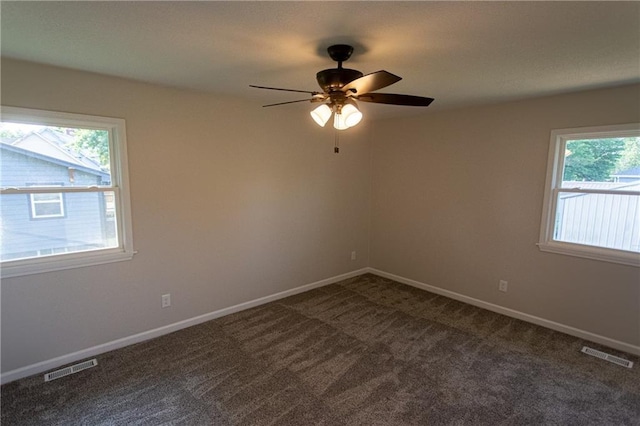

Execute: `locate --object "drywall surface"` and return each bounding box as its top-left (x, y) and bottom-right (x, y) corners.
top-left (0, 59), bottom-right (371, 373)
top-left (370, 84), bottom-right (640, 347)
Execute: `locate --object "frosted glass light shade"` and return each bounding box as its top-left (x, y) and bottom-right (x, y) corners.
top-left (310, 104), bottom-right (332, 127)
top-left (342, 103), bottom-right (362, 128)
top-left (333, 113), bottom-right (349, 130)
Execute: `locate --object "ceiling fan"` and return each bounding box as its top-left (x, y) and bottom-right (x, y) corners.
top-left (250, 44), bottom-right (434, 132)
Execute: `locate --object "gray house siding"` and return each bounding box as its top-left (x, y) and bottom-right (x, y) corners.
top-left (1, 145), bottom-right (112, 261)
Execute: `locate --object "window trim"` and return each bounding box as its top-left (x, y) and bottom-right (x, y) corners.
top-left (28, 183), bottom-right (66, 219)
top-left (538, 123), bottom-right (640, 267)
top-left (0, 106), bottom-right (135, 277)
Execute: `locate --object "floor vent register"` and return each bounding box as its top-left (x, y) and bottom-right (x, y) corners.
top-left (581, 346), bottom-right (633, 368)
top-left (44, 358), bottom-right (98, 382)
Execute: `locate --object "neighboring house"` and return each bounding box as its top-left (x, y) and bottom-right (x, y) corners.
top-left (613, 166), bottom-right (640, 183)
top-left (0, 130), bottom-right (113, 261)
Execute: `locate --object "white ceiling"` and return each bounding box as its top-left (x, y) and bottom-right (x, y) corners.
top-left (1, 1), bottom-right (639, 118)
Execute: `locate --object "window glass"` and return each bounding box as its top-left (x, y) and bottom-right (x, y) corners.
top-left (0, 107), bottom-right (133, 277)
top-left (557, 137), bottom-right (640, 252)
top-left (561, 137), bottom-right (640, 191)
top-left (2, 191), bottom-right (118, 261)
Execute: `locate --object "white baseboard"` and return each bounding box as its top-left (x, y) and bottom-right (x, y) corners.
top-left (368, 268), bottom-right (640, 357)
top-left (3, 266), bottom-right (636, 384)
top-left (0, 268), bottom-right (369, 385)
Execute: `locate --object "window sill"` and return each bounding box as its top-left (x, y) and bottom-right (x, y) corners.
top-left (1, 249), bottom-right (136, 278)
top-left (537, 242), bottom-right (640, 268)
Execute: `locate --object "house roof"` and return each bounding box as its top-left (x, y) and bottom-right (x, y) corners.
top-left (10, 128), bottom-right (104, 172)
top-left (614, 166), bottom-right (640, 177)
top-left (1, 2), bottom-right (638, 117)
top-left (0, 139), bottom-right (110, 180)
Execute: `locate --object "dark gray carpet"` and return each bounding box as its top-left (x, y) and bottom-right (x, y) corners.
top-left (2, 274), bottom-right (639, 425)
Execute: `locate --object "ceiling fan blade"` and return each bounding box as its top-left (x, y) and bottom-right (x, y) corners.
top-left (341, 71), bottom-right (402, 95)
top-left (357, 93), bottom-right (434, 107)
top-left (262, 99), bottom-right (314, 107)
top-left (250, 85), bottom-right (322, 95)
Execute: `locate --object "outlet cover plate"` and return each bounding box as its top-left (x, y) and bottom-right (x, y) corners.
top-left (161, 294), bottom-right (171, 308)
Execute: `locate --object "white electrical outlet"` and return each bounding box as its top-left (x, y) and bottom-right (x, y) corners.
top-left (351, 251), bottom-right (357, 261)
top-left (499, 280), bottom-right (508, 292)
top-left (161, 294), bottom-right (171, 308)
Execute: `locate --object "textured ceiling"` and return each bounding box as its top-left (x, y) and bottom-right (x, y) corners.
top-left (1, 1), bottom-right (639, 118)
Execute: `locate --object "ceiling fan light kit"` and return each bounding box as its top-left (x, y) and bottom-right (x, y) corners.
top-left (310, 103), bottom-right (332, 127)
top-left (250, 44), bottom-right (434, 148)
top-left (341, 102), bottom-right (363, 127)
top-left (333, 113), bottom-right (349, 130)
top-left (313, 101), bottom-right (362, 129)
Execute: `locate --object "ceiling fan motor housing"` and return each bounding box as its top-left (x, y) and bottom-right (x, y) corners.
top-left (316, 68), bottom-right (363, 92)
top-left (251, 42), bottom-right (435, 113)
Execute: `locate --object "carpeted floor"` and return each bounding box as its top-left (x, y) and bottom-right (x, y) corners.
top-left (2, 273), bottom-right (639, 425)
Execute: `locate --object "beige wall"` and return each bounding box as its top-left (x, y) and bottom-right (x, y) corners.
top-left (370, 84), bottom-right (640, 347)
top-left (2, 58), bottom-right (639, 376)
top-left (0, 59), bottom-right (371, 373)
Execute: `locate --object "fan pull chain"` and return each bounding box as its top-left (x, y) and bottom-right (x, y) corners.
top-left (334, 129), bottom-right (340, 153)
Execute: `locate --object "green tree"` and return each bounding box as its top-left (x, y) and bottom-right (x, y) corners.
top-left (615, 137), bottom-right (640, 173)
top-left (0, 126), bottom-right (28, 140)
top-left (563, 138), bottom-right (625, 181)
top-left (72, 129), bottom-right (110, 168)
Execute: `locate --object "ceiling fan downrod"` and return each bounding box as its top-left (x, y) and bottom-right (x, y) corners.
top-left (326, 44), bottom-right (354, 68)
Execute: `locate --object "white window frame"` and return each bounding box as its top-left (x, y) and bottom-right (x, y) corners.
top-left (29, 184), bottom-right (65, 219)
top-left (30, 192), bottom-right (65, 219)
top-left (538, 123), bottom-right (640, 267)
top-left (0, 106), bottom-right (135, 277)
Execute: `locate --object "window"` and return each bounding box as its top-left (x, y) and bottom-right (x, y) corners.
top-left (0, 107), bottom-right (134, 277)
top-left (539, 123), bottom-right (640, 267)
top-left (29, 184), bottom-right (65, 219)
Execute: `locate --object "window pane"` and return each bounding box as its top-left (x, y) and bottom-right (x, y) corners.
top-left (1, 191), bottom-right (119, 261)
top-left (0, 123), bottom-right (111, 187)
top-left (554, 191), bottom-right (640, 252)
top-left (562, 137), bottom-right (640, 191)
top-left (33, 201), bottom-right (63, 217)
top-left (32, 193), bottom-right (62, 202)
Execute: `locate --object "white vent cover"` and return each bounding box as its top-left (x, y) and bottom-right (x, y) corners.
top-left (581, 346), bottom-right (633, 368)
top-left (44, 358), bottom-right (98, 382)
